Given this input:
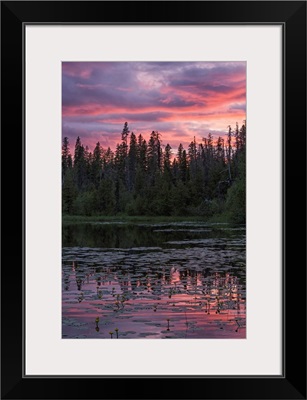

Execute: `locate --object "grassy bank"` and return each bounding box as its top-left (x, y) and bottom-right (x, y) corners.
top-left (62, 213), bottom-right (233, 225)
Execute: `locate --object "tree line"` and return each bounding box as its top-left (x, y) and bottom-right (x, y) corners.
top-left (62, 121), bottom-right (246, 222)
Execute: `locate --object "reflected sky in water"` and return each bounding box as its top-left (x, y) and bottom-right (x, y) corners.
top-left (62, 222), bottom-right (246, 339)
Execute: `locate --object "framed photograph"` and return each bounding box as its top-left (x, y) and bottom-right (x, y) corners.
top-left (1, 1), bottom-right (306, 399)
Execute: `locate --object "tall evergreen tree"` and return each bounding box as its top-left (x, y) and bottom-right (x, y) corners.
top-left (163, 143), bottom-right (172, 172)
top-left (128, 132), bottom-right (137, 191)
top-left (92, 142), bottom-right (103, 187)
top-left (147, 131), bottom-right (162, 184)
top-left (73, 136), bottom-right (87, 190)
top-left (62, 137), bottom-right (71, 182)
top-left (188, 137), bottom-right (197, 178)
top-left (137, 134), bottom-right (147, 172)
top-left (226, 125), bottom-right (232, 183)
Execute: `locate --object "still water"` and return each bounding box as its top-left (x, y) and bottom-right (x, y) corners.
top-left (62, 221), bottom-right (246, 339)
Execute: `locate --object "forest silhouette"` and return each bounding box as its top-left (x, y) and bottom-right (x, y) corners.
top-left (62, 121), bottom-right (246, 223)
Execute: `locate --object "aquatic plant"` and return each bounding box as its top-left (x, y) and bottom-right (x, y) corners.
top-left (167, 319), bottom-right (170, 331)
top-left (62, 229), bottom-right (246, 339)
top-left (235, 319), bottom-right (241, 332)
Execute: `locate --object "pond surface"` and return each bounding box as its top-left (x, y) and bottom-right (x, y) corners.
top-left (62, 221), bottom-right (246, 339)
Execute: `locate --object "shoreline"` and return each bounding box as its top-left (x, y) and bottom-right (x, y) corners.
top-left (62, 214), bottom-right (239, 225)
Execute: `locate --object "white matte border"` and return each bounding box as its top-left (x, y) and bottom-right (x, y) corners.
top-left (25, 25), bottom-right (282, 376)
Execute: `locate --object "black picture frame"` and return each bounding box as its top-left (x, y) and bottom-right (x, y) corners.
top-left (1, 1), bottom-right (306, 399)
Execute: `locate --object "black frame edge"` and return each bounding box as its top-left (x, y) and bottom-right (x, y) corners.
top-left (1, 1), bottom-right (306, 399)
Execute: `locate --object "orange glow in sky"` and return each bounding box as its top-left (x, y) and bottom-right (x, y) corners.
top-left (62, 62), bottom-right (246, 153)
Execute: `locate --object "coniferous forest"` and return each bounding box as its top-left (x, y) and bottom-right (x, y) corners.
top-left (62, 121), bottom-right (246, 223)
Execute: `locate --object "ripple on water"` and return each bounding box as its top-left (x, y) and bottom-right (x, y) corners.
top-left (62, 223), bottom-right (246, 339)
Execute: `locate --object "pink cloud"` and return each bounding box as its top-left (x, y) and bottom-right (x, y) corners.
top-left (62, 62), bottom-right (246, 152)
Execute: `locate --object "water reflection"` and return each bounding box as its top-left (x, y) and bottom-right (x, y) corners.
top-left (62, 222), bottom-right (246, 339)
top-left (63, 261), bottom-right (245, 338)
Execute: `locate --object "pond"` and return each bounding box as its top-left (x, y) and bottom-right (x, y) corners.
top-left (62, 221), bottom-right (246, 339)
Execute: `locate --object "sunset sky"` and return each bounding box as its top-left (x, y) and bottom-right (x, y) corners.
top-left (62, 62), bottom-right (246, 153)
